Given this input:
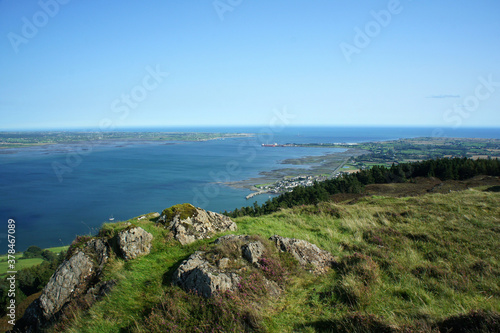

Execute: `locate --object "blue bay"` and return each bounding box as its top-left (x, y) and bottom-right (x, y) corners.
top-left (1, 126), bottom-right (499, 250)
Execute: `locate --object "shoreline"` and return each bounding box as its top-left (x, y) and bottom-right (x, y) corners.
top-left (225, 148), bottom-right (368, 196)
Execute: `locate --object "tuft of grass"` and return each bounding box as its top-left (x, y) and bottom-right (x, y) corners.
top-left (160, 203), bottom-right (198, 222)
top-left (65, 235), bottom-right (95, 259)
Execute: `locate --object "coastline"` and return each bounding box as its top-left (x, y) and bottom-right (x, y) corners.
top-left (224, 148), bottom-right (368, 196)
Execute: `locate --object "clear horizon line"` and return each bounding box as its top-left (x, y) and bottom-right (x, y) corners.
top-left (2, 124), bottom-right (500, 131)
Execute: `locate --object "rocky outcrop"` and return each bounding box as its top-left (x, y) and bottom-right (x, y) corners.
top-left (158, 203), bottom-right (237, 245)
top-left (38, 251), bottom-right (94, 319)
top-left (269, 235), bottom-right (335, 274)
top-left (172, 251), bottom-right (241, 297)
top-left (117, 227), bottom-right (153, 260)
top-left (172, 235), bottom-right (283, 298)
top-left (172, 234), bottom-right (335, 299)
top-left (19, 238), bottom-right (110, 331)
top-left (85, 238), bottom-right (110, 269)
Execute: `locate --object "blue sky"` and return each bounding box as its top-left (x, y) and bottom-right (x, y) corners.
top-left (1, 0), bottom-right (499, 130)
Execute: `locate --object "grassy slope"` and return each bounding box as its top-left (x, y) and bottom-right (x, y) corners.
top-left (56, 189), bottom-right (499, 332)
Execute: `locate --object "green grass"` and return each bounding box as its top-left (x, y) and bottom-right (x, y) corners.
top-left (0, 258), bottom-right (44, 275)
top-left (49, 189), bottom-right (499, 332)
top-left (45, 246), bottom-right (69, 254)
top-left (255, 182), bottom-right (275, 188)
top-left (160, 203), bottom-right (198, 222)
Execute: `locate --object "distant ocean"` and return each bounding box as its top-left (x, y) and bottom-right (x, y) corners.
top-left (1, 127), bottom-right (499, 251)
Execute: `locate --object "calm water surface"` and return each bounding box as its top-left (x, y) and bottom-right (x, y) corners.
top-left (1, 126), bottom-right (498, 250)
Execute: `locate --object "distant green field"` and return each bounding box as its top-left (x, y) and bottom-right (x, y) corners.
top-left (0, 246), bottom-right (68, 276)
top-left (45, 246), bottom-right (69, 254)
top-left (0, 258), bottom-right (44, 275)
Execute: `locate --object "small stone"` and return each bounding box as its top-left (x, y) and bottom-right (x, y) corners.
top-left (218, 257), bottom-right (230, 269)
top-left (242, 241), bottom-right (265, 265)
top-left (269, 235), bottom-right (335, 275)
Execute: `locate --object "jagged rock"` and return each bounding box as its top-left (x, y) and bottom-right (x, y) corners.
top-left (172, 251), bottom-right (241, 297)
top-left (158, 203), bottom-right (237, 245)
top-left (39, 251), bottom-right (95, 319)
top-left (18, 238), bottom-right (110, 331)
top-left (85, 238), bottom-right (110, 268)
top-left (269, 235), bottom-right (335, 274)
top-left (242, 241), bottom-right (265, 265)
top-left (117, 227), bottom-right (153, 260)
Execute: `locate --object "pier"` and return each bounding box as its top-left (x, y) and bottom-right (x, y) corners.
top-left (246, 190), bottom-right (268, 200)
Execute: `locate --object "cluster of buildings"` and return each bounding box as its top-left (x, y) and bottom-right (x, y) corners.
top-left (260, 175), bottom-right (325, 194)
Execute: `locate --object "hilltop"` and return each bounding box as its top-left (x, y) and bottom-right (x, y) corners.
top-left (3, 179), bottom-right (499, 332)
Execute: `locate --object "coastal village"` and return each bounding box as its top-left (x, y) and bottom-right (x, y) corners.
top-left (246, 174), bottom-right (342, 199)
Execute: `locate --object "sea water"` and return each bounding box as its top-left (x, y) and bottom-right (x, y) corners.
top-left (1, 126), bottom-right (498, 250)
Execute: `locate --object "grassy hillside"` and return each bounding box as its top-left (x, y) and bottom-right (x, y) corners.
top-left (43, 187), bottom-right (500, 332)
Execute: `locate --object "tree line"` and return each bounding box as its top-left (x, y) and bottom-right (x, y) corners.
top-left (226, 157), bottom-right (500, 218)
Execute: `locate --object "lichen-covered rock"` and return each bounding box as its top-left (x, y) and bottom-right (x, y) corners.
top-left (172, 251), bottom-right (241, 297)
top-left (269, 235), bottom-right (335, 274)
top-left (242, 241), bottom-right (265, 265)
top-left (158, 204), bottom-right (237, 245)
top-left (39, 251), bottom-right (94, 319)
top-left (117, 227), bottom-right (153, 260)
top-left (85, 238), bottom-right (110, 268)
top-left (19, 238), bottom-right (110, 331)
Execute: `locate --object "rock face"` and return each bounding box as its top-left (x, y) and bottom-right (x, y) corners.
top-left (117, 227), bottom-right (153, 260)
top-left (86, 238), bottom-right (111, 268)
top-left (172, 235), bottom-right (282, 298)
top-left (158, 203), bottom-right (237, 245)
top-left (172, 234), bottom-right (334, 299)
top-left (172, 251), bottom-right (241, 297)
top-left (20, 238), bottom-right (110, 331)
top-left (269, 235), bottom-right (335, 274)
top-left (39, 251), bottom-right (94, 319)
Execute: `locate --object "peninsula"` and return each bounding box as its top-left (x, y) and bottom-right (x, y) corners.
top-left (0, 131), bottom-right (254, 149)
